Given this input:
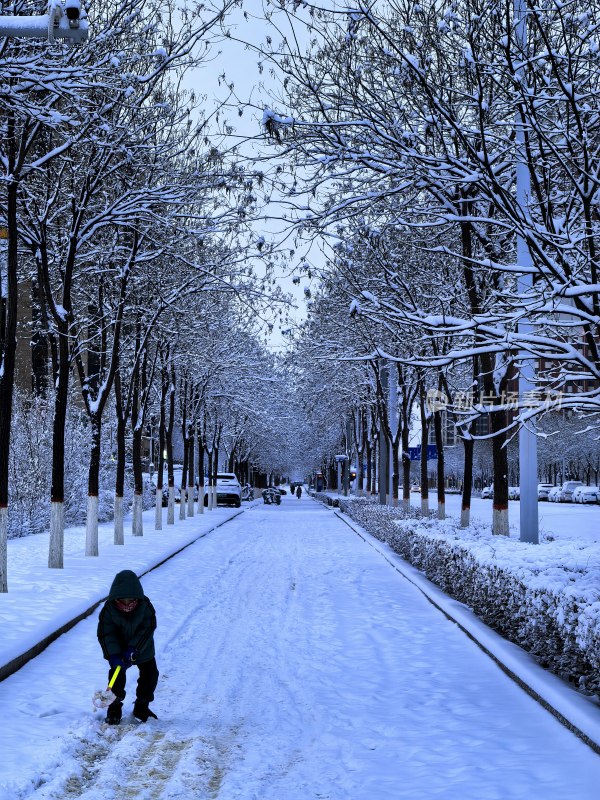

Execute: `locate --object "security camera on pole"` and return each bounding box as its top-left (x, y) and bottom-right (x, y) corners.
top-left (0, 0), bottom-right (88, 43)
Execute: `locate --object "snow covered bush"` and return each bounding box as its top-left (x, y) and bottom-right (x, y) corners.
top-left (338, 498), bottom-right (600, 695)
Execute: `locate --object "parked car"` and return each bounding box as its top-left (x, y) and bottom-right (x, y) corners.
top-left (537, 483), bottom-right (555, 501)
top-left (557, 480), bottom-right (584, 502)
top-left (481, 485), bottom-right (493, 499)
top-left (548, 486), bottom-right (562, 502)
top-left (573, 485), bottom-right (600, 504)
top-left (410, 485), bottom-right (421, 493)
top-left (508, 486), bottom-right (520, 500)
top-left (214, 472), bottom-right (242, 507)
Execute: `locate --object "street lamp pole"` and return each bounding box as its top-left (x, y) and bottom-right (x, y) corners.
top-left (515, 0), bottom-right (539, 544)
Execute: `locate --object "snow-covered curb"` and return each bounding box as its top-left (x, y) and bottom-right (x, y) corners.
top-left (333, 506), bottom-right (600, 753)
top-left (337, 498), bottom-right (600, 694)
top-left (340, 499), bottom-right (600, 695)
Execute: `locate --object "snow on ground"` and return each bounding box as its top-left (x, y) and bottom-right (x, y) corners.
top-left (411, 491), bottom-right (600, 544)
top-left (1, 493), bottom-right (599, 799)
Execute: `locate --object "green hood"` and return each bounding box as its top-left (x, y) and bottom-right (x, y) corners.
top-left (108, 570), bottom-right (145, 600)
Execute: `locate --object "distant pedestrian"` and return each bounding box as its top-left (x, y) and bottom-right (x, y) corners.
top-left (296, 485), bottom-right (302, 499)
top-left (97, 570), bottom-right (159, 725)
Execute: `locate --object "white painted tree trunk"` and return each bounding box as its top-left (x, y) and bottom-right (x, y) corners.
top-left (198, 485), bottom-right (205, 514)
top-left (155, 488), bottom-right (162, 530)
top-left (187, 483), bottom-right (194, 517)
top-left (208, 486), bottom-right (214, 511)
top-left (403, 498), bottom-right (410, 512)
top-left (179, 489), bottom-right (186, 520)
top-left (132, 493), bottom-right (143, 536)
top-left (48, 501), bottom-right (64, 569)
top-left (421, 498), bottom-right (429, 516)
top-left (437, 502), bottom-right (445, 520)
top-left (460, 508), bottom-right (470, 528)
top-left (114, 495), bottom-right (124, 545)
top-left (493, 508), bottom-right (509, 536)
top-left (167, 487), bottom-right (175, 525)
top-left (0, 507), bottom-right (7, 592)
top-left (85, 495), bottom-right (99, 556)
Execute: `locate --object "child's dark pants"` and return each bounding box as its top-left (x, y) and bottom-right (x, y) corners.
top-left (108, 658), bottom-right (159, 704)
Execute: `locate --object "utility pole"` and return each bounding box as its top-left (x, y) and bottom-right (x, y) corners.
top-left (515, 0), bottom-right (539, 544)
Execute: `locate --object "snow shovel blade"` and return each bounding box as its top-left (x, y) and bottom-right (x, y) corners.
top-left (93, 664), bottom-right (121, 709)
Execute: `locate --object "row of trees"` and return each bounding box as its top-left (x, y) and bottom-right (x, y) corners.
top-left (0, 0), bottom-right (302, 592)
top-left (253, 0), bottom-right (600, 536)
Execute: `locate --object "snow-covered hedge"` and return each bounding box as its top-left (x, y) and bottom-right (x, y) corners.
top-left (313, 491), bottom-right (340, 507)
top-left (337, 497), bottom-right (600, 695)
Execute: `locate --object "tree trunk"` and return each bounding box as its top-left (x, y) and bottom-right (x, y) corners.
top-left (491, 423), bottom-right (509, 536)
top-left (420, 392), bottom-right (429, 516)
top-left (166, 368), bottom-right (175, 525)
top-left (48, 330), bottom-right (69, 568)
top-left (0, 167), bottom-right (19, 590)
top-left (0, 509), bottom-right (7, 594)
top-left (179, 435), bottom-right (188, 521)
top-left (392, 439), bottom-right (400, 508)
top-left (207, 449), bottom-right (214, 510)
top-left (371, 441), bottom-right (378, 496)
top-left (402, 423), bottom-right (411, 511)
top-left (365, 437), bottom-right (372, 497)
top-left (434, 409), bottom-right (445, 520)
top-left (198, 435), bottom-right (205, 514)
top-left (132, 421), bottom-right (143, 537)
top-left (31, 276), bottom-right (49, 396)
top-left (461, 435), bottom-right (474, 528)
top-left (187, 425), bottom-right (195, 517)
top-left (155, 375), bottom-right (167, 531)
top-left (213, 445), bottom-right (219, 507)
top-left (114, 413), bottom-right (126, 545)
top-left (85, 415), bottom-right (102, 556)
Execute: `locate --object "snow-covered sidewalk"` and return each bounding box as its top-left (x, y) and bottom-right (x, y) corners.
top-left (1, 493), bottom-right (599, 799)
top-left (0, 503), bottom-right (243, 676)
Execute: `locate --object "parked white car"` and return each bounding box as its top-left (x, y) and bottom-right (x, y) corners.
top-left (557, 480), bottom-right (584, 502)
top-left (215, 472), bottom-right (242, 507)
top-left (508, 486), bottom-right (520, 500)
top-left (548, 486), bottom-right (562, 502)
top-left (537, 483), bottom-right (555, 501)
top-left (573, 485), bottom-right (600, 504)
top-left (481, 486), bottom-right (493, 499)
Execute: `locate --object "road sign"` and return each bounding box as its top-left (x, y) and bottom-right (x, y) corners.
top-left (409, 445), bottom-right (438, 461)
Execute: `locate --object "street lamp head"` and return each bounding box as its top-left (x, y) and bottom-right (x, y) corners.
top-left (64, 0), bottom-right (81, 27)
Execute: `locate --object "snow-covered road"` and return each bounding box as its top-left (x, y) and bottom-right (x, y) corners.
top-left (1, 494), bottom-right (599, 799)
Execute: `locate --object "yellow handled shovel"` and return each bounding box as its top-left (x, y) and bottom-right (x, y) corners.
top-left (93, 664), bottom-right (121, 710)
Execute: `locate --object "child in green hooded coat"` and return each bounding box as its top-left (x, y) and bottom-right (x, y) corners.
top-left (97, 569), bottom-right (159, 724)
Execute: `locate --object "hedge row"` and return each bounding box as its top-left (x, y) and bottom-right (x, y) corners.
top-left (336, 497), bottom-right (600, 696)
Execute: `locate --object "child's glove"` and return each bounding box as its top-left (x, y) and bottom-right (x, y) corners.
top-left (122, 647), bottom-right (138, 667)
top-left (109, 653), bottom-right (124, 669)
